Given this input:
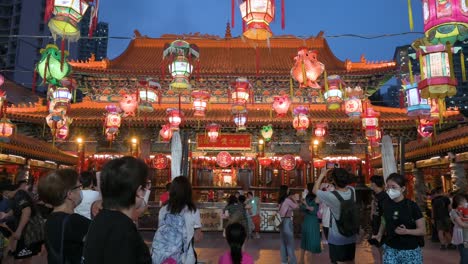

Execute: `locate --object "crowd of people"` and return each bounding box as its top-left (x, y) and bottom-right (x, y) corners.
top-left (0, 157), bottom-right (465, 264)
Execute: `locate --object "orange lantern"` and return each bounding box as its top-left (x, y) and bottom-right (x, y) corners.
top-left (238, 0), bottom-right (275, 40)
top-left (206, 123), bottom-right (221, 143)
top-left (314, 123), bottom-right (327, 138)
top-left (191, 90), bottom-right (210, 117)
top-left (231, 78), bottom-right (251, 105)
top-left (167, 108), bottom-right (183, 130)
top-left (292, 106), bottom-right (309, 136)
top-left (272, 95), bottom-right (291, 117)
top-left (291, 48), bottom-right (325, 89)
top-left (159, 124), bottom-right (173, 142)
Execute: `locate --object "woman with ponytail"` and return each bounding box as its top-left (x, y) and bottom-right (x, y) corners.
top-left (218, 223), bottom-right (254, 264)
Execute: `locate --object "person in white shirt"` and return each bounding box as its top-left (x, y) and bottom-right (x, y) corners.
top-left (74, 171), bottom-right (101, 219)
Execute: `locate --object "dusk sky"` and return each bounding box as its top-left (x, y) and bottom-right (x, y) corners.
top-left (99, 0), bottom-right (424, 63)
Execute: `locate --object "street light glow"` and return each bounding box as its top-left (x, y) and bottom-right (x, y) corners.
top-left (131, 138), bottom-right (138, 144)
top-left (313, 139), bottom-right (319, 146)
top-left (77, 137), bottom-right (83, 144)
top-left (259, 139), bottom-right (264, 145)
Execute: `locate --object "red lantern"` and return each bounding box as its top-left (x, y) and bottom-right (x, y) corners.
top-left (292, 106), bottom-right (309, 136)
top-left (206, 123), bottom-right (221, 143)
top-left (159, 124), bottom-right (173, 141)
top-left (280, 154), bottom-right (296, 171)
top-left (153, 154), bottom-right (169, 170)
top-left (191, 90), bottom-right (210, 117)
top-left (167, 108), bottom-right (183, 130)
top-left (216, 151), bottom-right (233, 168)
top-left (313, 159), bottom-right (326, 168)
top-left (362, 103), bottom-right (380, 138)
top-left (232, 103), bottom-right (248, 131)
top-left (231, 78), bottom-right (251, 105)
top-left (258, 157), bottom-right (272, 167)
top-left (314, 123), bottom-right (327, 138)
top-left (272, 95), bottom-right (291, 117)
top-left (239, 0), bottom-right (275, 40)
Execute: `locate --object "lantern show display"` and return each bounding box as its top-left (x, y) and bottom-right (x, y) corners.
top-left (313, 159), bottom-right (326, 168)
top-left (191, 90), bottom-right (210, 117)
top-left (417, 119), bottom-right (435, 139)
top-left (206, 123), bottom-right (221, 143)
top-left (292, 106), bottom-right (310, 136)
top-left (159, 124), bottom-right (173, 142)
top-left (55, 116), bottom-right (72, 141)
top-left (163, 40), bottom-right (199, 90)
top-left (272, 95), bottom-right (291, 117)
top-left (232, 103), bottom-right (248, 131)
top-left (402, 77), bottom-right (431, 118)
top-left (258, 157), bottom-right (272, 167)
top-left (291, 48), bottom-right (325, 89)
top-left (48, 86), bottom-right (72, 116)
top-left (367, 129), bottom-right (382, 148)
top-left (344, 86), bottom-right (363, 119)
top-left (167, 108), bottom-right (183, 130)
top-left (0, 118), bottom-right (14, 142)
top-left (231, 78), bottom-right (252, 105)
top-left (261, 124), bottom-right (273, 142)
top-left (104, 105), bottom-right (121, 141)
top-left (138, 80), bottom-right (160, 112)
top-left (45, 0), bottom-right (94, 41)
top-left (323, 75), bottom-right (344, 110)
top-left (314, 123), bottom-right (327, 139)
top-left (362, 104), bottom-right (380, 139)
top-left (238, 0), bottom-right (275, 40)
top-left (422, 0), bottom-right (468, 45)
top-left (119, 93), bottom-right (138, 117)
top-left (36, 44), bottom-right (71, 86)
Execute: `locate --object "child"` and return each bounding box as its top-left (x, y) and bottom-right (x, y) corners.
top-left (218, 223), bottom-right (254, 264)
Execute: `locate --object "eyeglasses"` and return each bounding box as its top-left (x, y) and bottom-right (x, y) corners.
top-left (71, 184), bottom-right (83, 191)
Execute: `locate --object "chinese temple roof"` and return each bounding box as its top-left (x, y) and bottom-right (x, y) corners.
top-left (0, 134), bottom-right (77, 165)
top-left (6, 100), bottom-right (462, 130)
top-left (70, 30), bottom-right (396, 77)
top-left (1, 78), bottom-right (39, 105)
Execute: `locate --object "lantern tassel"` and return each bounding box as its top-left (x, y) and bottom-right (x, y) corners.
top-left (461, 51), bottom-right (466, 82)
top-left (231, 0), bottom-right (235, 28)
top-left (408, 58), bottom-right (414, 84)
top-left (60, 39), bottom-right (65, 71)
top-left (281, 0), bottom-right (285, 29)
top-left (407, 0), bottom-right (414, 31)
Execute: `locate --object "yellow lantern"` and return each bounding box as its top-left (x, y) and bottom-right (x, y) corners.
top-left (239, 0), bottom-right (275, 40)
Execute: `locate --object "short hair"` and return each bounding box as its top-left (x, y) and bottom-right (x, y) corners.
top-left (386, 173), bottom-right (407, 187)
top-left (278, 185), bottom-right (289, 204)
top-left (167, 176), bottom-right (196, 214)
top-left (370, 175), bottom-right (385, 188)
top-left (452, 194), bottom-right (467, 209)
top-left (331, 168), bottom-right (350, 188)
top-left (100, 157), bottom-right (148, 210)
top-left (80, 171), bottom-right (95, 188)
top-left (238, 195), bottom-right (246, 204)
top-left (247, 191), bottom-right (253, 197)
top-left (38, 169), bottom-right (79, 207)
top-left (228, 195), bottom-right (238, 206)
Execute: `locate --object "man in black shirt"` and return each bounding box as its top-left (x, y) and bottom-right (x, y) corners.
top-left (369, 175), bottom-right (389, 261)
top-left (431, 188), bottom-right (453, 250)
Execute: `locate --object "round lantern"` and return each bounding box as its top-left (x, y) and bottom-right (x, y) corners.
top-left (418, 119), bottom-right (434, 138)
top-left (403, 77), bottom-right (430, 118)
top-left (291, 48), bottom-right (325, 89)
top-left (191, 90), bottom-right (210, 117)
top-left (159, 124), bottom-right (173, 142)
top-left (163, 40), bottom-right (199, 90)
top-left (280, 154), bottom-right (296, 171)
top-left (422, 0), bottom-right (468, 45)
top-left (292, 106), bottom-right (309, 136)
top-left (362, 105), bottom-right (380, 138)
top-left (314, 123), bottom-right (327, 138)
top-left (166, 108), bottom-right (183, 130)
top-left (345, 98), bottom-right (362, 119)
top-left (216, 151), bottom-right (233, 168)
top-left (232, 103), bottom-right (248, 131)
top-left (239, 0), bottom-right (275, 40)
top-left (261, 125), bottom-right (273, 142)
top-left (206, 123), bottom-right (221, 143)
top-left (36, 44), bottom-right (71, 86)
top-left (313, 159), bottom-right (326, 168)
top-left (231, 78), bottom-right (251, 105)
top-left (323, 75), bottom-right (344, 110)
top-left (272, 95), bottom-right (291, 117)
top-left (0, 118), bottom-right (14, 142)
top-left (153, 154), bottom-right (169, 170)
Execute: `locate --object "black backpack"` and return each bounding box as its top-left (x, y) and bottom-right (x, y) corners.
top-left (331, 188), bottom-right (360, 237)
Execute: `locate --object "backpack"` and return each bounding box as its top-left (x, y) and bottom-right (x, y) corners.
top-left (152, 211), bottom-right (188, 264)
top-left (331, 188), bottom-right (359, 237)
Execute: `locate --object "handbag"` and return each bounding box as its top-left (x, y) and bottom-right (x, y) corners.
top-left (24, 214), bottom-right (46, 246)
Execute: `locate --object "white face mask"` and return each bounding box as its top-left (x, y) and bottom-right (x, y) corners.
top-left (387, 189), bottom-right (401, 200)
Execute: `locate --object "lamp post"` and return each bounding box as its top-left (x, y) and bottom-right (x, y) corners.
top-left (76, 137), bottom-right (84, 174)
top-left (258, 138), bottom-right (265, 157)
top-left (131, 137), bottom-right (139, 158)
top-left (311, 139), bottom-right (319, 182)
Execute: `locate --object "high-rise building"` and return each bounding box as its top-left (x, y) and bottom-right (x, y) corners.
top-left (75, 10), bottom-right (108, 61)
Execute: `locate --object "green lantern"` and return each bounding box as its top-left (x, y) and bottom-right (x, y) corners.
top-left (163, 40), bottom-right (199, 91)
top-left (36, 44), bottom-right (71, 86)
top-left (261, 125), bottom-right (273, 142)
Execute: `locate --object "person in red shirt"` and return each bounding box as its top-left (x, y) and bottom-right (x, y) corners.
top-left (159, 182), bottom-right (171, 206)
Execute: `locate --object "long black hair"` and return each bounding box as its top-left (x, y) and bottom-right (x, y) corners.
top-left (278, 185), bottom-right (289, 204)
top-left (167, 176), bottom-right (196, 214)
top-left (306, 182), bottom-right (316, 201)
top-left (226, 223), bottom-right (246, 264)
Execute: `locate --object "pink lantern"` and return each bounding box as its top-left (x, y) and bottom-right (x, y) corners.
top-left (119, 93), bottom-right (138, 117)
top-left (362, 103), bottom-right (380, 138)
top-left (345, 98), bottom-right (362, 119)
top-left (292, 106), bottom-right (309, 136)
top-left (272, 95), bottom-right (291, 117)
top-left (105, 105), bottom-right (121, 141)
top-left (291, 48), bottom-right (325, 89)
top-left (314, 123), bottom-right (327, 138)
top-left (55, 117), bottom-right (72, 141)
top-left (206, 123), bottom-right (221, 143)
top-left (422, 0), bottom-right (468, 45)
top-left (0, 74), bottom-right (4, 87)
top-left (232, 103), bottom-right (248, 131)
top-left (0, 118), bottom-right (14, 142)
top-left (167, 108), bottom-right (183, 130)
top-left (191, 90), bottom-right (210, 117)
top-left (418, 119), bottom-right (434, 138)
top-left (231, 78), bottom-right (251, 105)
top-left (159, 124), bottom-right (173, 141)
top-left (323, 75), bottom-right (344, 110)
top-left (238, 0), bottom-right (275, 40)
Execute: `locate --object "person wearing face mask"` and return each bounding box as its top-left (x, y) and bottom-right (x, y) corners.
top-left (38, 169), bottom-right (90, 264)
top-left (83, 157), bottom-right (151, 264)
top-left (374, 173), bottom-right (425, 264)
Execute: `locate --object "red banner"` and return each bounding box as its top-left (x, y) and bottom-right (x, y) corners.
top-left (197, 134), bottom-right (251, 150)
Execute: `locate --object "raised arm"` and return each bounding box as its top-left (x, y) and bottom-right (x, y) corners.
top-left (312, 168), bottom-right (327, 195)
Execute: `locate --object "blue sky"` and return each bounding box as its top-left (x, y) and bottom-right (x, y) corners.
top-left (100, 0), bottom-right (424, 63)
